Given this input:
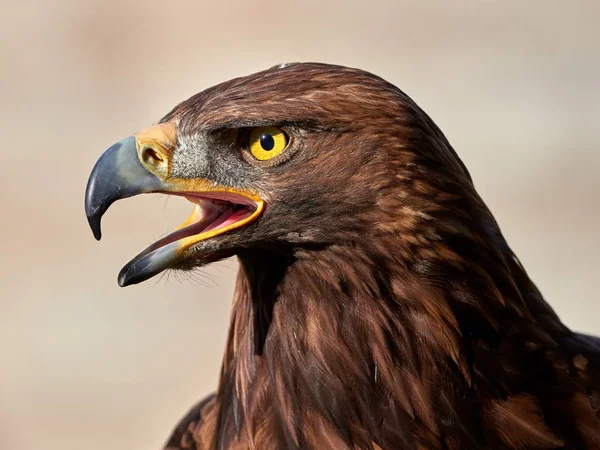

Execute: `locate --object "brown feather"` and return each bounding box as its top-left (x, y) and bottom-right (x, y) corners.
top-left (484, 394), bottom-right (564, 449)
top-left (159, 63), bottom-right (600, 449)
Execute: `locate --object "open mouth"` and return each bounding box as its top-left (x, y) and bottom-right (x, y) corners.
top-left (144, 191), bottom-right (261, 255)
top-left (116, 190), bottom-right (264, 286)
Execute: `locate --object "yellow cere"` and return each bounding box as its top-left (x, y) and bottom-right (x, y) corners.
top-left (249, 126), bottom-right (288, 161)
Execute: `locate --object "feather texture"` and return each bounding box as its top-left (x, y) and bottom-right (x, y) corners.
top-left (156, 63), bottom-right (600, 449)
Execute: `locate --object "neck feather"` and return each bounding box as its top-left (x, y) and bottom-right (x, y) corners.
top-left (210, 223), bottom-right (566, 449)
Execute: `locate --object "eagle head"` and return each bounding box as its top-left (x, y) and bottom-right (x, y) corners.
top-left (86, 62), bottom-right (470, 286)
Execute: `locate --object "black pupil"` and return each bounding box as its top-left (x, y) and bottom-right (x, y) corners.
top-left (259, 133), bottom-right (275, 151)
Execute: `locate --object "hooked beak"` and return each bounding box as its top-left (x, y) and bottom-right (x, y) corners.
top-left (85, 123), bottom-right (264, 287)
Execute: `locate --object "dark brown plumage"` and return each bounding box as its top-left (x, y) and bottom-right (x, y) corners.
top-left (86, 63), bottom-right (600, 449)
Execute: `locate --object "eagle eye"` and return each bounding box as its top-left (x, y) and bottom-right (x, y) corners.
top-left (248, 126), bottom-right (288, 161)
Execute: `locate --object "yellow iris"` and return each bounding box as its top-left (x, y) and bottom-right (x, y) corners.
top-left (249, 126), bottom-right (288, 161)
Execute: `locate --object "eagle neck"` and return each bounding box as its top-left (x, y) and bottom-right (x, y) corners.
top-left (216, 243), bottom-right (505, 448)
top-left (211, 210), bottom-right (570, 448)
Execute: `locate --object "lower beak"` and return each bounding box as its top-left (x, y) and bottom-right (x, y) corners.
top-left (85, 126), bottom-right (263, 286)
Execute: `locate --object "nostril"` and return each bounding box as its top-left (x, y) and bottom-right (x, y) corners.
top-left (140, 146), bottom-right (168, 176)
top-left (141, 147), bottom-right (162, 165)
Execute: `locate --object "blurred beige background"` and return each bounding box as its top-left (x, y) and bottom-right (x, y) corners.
top-left (1, 1), bottom-right (598, 449)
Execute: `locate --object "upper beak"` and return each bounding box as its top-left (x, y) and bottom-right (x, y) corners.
top-left (85, 123), bottom-right (263, 287)
top-left (85, 135), bottom-right (165, 241)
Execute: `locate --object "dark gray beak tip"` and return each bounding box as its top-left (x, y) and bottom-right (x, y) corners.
top-left (118, 261), bottom-right (145, 287)
top-left (117, 268), bottom-right (130, 287)
top-left (87, 214), bottom-right (103, 241)
top-left (85, 174), bottom-right (105, 240)
top-left (117, 241), bottom-right (183, 288)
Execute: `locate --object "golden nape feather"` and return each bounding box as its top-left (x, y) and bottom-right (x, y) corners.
top-left (85, 63), bottom-right (600, 449)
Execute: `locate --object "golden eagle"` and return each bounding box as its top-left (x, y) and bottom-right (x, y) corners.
top-left (85, 63), bottom-right (600, 449)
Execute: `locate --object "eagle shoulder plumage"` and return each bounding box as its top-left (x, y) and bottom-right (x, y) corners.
top-left (84, 63), bottom-right (600, 449)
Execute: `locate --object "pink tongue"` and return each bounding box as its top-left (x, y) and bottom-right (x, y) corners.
top-left (203, 207), bottom-right (237, 233)
top-left (206, 208), bottom-right (252, 232)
